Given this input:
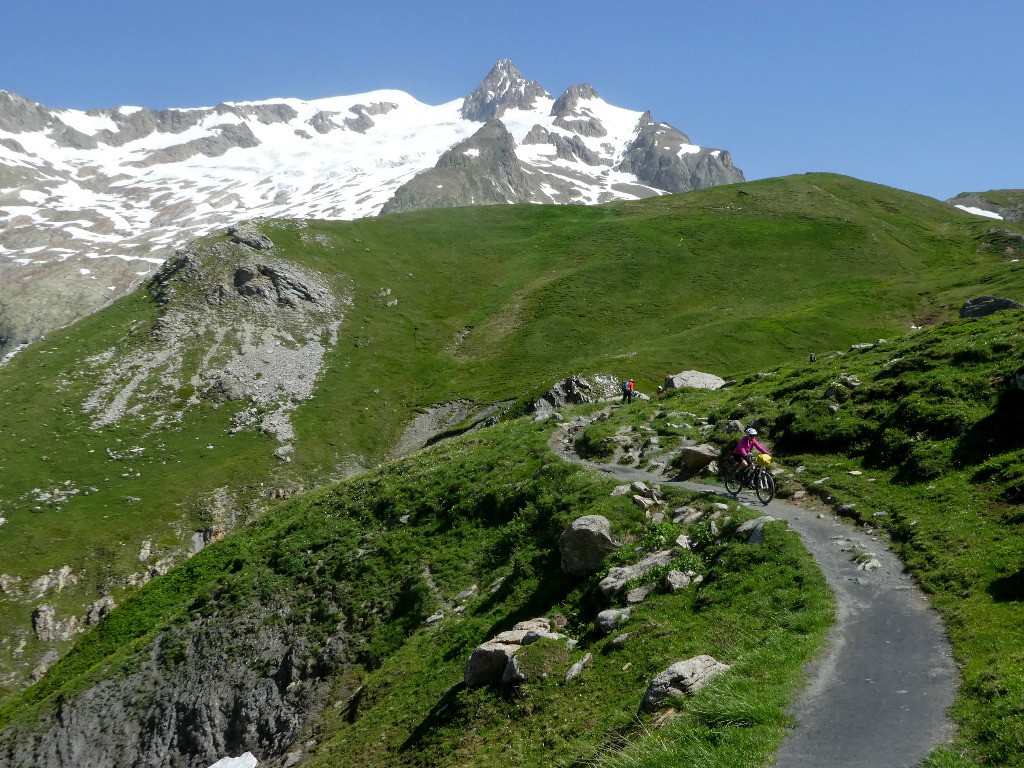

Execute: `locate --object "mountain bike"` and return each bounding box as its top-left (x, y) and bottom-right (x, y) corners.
top-left (722, 454), bottom-right (776, 504)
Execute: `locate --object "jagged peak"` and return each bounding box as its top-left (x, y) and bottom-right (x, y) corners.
top-left (460, 60), bottom-right (550, 122)
top-left (550, 83), bottom-right (602, 121)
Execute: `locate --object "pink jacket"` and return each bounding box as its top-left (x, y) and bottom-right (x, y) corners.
top-left (734, 435), bottom-right (768, 457)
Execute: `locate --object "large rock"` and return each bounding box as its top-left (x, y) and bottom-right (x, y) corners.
top-left (676, 444), bottom-right (719, 472)
top-left (559, 515), bottom-right (619, 575)
top-left (595, 607), bottom-right (631, 635)
top-left (464, 618), bottom-right (568, 686)
top-left (664, 371), bottom-right (726, 390)
top-left (639, 655), bottom-right (732, 712)
top-left (960, 295), bottom-right (1024, 318)
top-left (599, 550), bottom-right (675, 596)
top-left (533, 374), bottom-right (621, 415)
top-left (465, 642), bottom-right (520, 687)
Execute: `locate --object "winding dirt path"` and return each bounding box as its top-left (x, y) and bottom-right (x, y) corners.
top-left (549, 410), bottom-right (958, 768)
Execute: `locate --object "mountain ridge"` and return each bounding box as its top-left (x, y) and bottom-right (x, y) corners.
top-left (0, 60), bottom-right (742, 357)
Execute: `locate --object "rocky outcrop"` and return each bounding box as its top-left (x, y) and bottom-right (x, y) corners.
top-left (460, 60), bottom-right (550, 121)
top-left (464, 618), bottom-right (569, 686)
top-left (599, 550), bottom-right (675, 596)
top-left (1, 603), bottom-right (356, 768)
top-left (379, 120), bottom-right (532, 214)
top-left (639, 655), bottom-right (731, 712)
top-left (559, 515), bottom-right (619, 575)
top-left (131, 123), bottom-right (261, 167)
top-left (947, 192), bottom-right (1023, 223)
top-left (228, 225), bottom-right (274, 251)
top-left (521, 125), bottom-right (601, 164)
top-left (550, 84), bottom-right (608, 138)
top-left (532, 374), bottom-right (621, 415)
top-left (80, 235), bottom-right (346, 450)
top-left (391, 399), bottom-right (514, 457)
top-left (960, 295), bottom-right (1024, 318)
top-left (618, 121), bottom-right (744, 193)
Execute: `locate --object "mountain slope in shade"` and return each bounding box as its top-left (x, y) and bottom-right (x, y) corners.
top-left (0, 61), bottom-right (742, 357)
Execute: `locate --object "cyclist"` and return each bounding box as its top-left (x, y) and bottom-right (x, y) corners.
top-left (734, 427), bottom-right (770, 473)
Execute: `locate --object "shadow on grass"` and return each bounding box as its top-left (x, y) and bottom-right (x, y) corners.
top-left (987, 569), bottom-right (1024, 602)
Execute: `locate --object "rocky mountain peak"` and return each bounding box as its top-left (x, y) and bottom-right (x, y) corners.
top-left (0, 90), bottom-right (55, 133)
top-left (460, 60), bottom-right (550, 122)
top-left (550, 83), bottom-right (600, 118)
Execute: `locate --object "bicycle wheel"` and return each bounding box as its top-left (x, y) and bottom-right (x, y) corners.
top-left (755, 470), bottom-right (776, 505)
top-left (723, 464), bottom-right (742, 496)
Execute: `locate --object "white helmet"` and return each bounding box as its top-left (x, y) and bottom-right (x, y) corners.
top-left (745, 427), bottom-right (758, 436)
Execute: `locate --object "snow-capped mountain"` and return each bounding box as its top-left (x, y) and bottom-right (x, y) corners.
top-left (0, 60), bottom-right (743, 355)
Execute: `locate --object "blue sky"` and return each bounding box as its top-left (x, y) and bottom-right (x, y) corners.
top-left (3, 0), bottom-right (1021, 200)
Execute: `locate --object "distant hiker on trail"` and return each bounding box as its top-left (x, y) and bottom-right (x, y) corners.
top-left (656, 385), bottom-right (664, 397)
top-left (734, 427), bottom-right (770, 470)
top-left (620, 378), bottom-right (636, 404)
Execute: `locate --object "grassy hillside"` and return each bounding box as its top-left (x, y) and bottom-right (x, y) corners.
top-left (573, 309), bottom-right (1024, 766)
top-left (0, 417), bottom-right (833, 768)
top-left (0, 172), bottom-right (1022, 703)
top-left (5, 306), bottom-right (1024, 766)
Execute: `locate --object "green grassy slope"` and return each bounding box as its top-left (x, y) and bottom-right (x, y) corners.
top-left (0, 418), bottom-right (833, 768)
top-left (0, 172), bottom-right (1022, 703)
top-left (574, 310), bottom-right (1024, 766)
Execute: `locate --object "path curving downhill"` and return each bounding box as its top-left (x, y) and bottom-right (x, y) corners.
top-left (549, 411), bottom-right (958, 768)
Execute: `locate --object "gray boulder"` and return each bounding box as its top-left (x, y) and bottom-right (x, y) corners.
top-left (664, 570), bottom-right (693, 591)
top-left (564, 653), bottom-right (594, 683)
top-left (960, 295), bottom-right (1024, 318)
top-left (228, 225), bottom-right (274, 251)
top-left (599, 550), bottom-right (675, 596)
top-left (639, 655), bottom-right (732, 712)
top-left (595, 607), bottom-right (631, 635)
top-left (676, 444), bottom-right (719, 472)
top-left (664, 370), bottom-right (727, 390)
top-left (465, 618), bottom-right (568, 686)
top-left (559, 515), bottom-right (619, 575)
top-left (465, 642), bottom-right (520, 686)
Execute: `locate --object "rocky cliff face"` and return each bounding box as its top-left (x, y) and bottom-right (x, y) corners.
top-left (380, 120), bottom-right (534, 213)
top-left (618, 118), bottom-right (744, 193)
top-left (84, 225), bottom-right (348, 458)
top-left (460, 60), bottom-right (550, 121)
top-left (0, 599), bottom-right (356, 768)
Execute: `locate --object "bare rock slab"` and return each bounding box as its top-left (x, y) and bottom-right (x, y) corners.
top-left (640, 655), bottom-right (731, 712)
